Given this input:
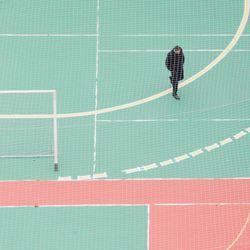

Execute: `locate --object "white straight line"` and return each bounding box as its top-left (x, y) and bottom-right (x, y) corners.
top-left (93, 0), bottom-right (100, 177)
top-left (147, 205), bottom-right (150, 250)
top-left (154, 203), bottom-right (250, 206)
top-left (122, 167), bottom-right (141, 174)
top-left (0, 154), bottom-right (53, 158)
top-left (205, 143), bottom-right (220, 151)
top-left (219, 138), bottom-right (233, 146)
top-left (0, 89), bottom-right (55, 94)
top-left (99, 49), bottom-right (250, 53)
top-left (118, 34), bottom-right (250, 37)
top-left (174, 154), bottom-right (190, 162)
top-left (97, 118), bottom-right (250, 123)
top-left (189, 149), bottom-right (204, 157)
top-left (77, 175), bottom-right (92, 180)
top-left (141, 163), bottom-right (158, 171)
top-left (160, 159), bottom-right (174, 167)
top-left (93, 172), bottom-right (108, 179)
top-left (0, 34), bottom-right (97, 37)
top-left (233, 131), bottom-right (247, 139)
top-left (0, 33), bottom-right (250, 37)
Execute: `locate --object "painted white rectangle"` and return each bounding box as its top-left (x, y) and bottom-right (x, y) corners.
top-left (245, 127), bottom-right (250, 133)
top-left (174, 154), bottom-right (190, 162)
top-left (93, 172), bottom-right (108, 179)
top-left (189, 149), bottom-right (203, 157)
top-left (123, 167), bottom-right (141, 174)
top-left (58, 176), bottom-right (72, 181)
top-left (205, 143), bottom-right (220, 151)
top-left (77, 175), bottom-right (91, 180)
top-left (234, 131), bottom-right (247, 139)
top-left (219, 138), bottom-right (233, 146)
top-left (141, 163), bottom-right (158, 171)
top-left (160, 159), bottom-right (174, 167)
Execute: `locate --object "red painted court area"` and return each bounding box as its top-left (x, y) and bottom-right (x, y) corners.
top-left (0, 179), bottom-right (249, 249)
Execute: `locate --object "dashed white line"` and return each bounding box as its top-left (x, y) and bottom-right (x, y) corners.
top-left (189, 149), bottom-right (204, 157)
top-left (205, 143), bottom-right (220, 152)
top-left (141, 163), bottom-right (158, 171)
top-left (122, 127), bottom-right (250, 175)
top-left (233, 131), bottom-right (247, 139)
top-left (174, 154), bottom-right (190, 162)
top-left (219, 138), bottom-right (233, 146)
top-left (160, 159), bottom-right (174, 167)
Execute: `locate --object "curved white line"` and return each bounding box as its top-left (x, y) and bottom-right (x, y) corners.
top-left (226, 212), bottom-right (250, 250)
top-left (122, 128), bottom-right (250, 174)
top-left (0, 0), bottom-right (248, 120)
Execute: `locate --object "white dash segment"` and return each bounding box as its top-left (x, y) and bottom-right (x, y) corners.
top-left (160, 159), bottom-right (174, 167)
top-left (141, 163), bottom-right (158, 171)
top-left (123, 167), bottom-right (141, 174)
top-left (245, 127), bottom-right (250, 133)
top-left (174, 154), bottom-right (190, 162)
top-left (77, 175), bottom-right (92, 180)
top-left (233, 131), bottom-right (247, 139)
top-left (219, 138), bottom-right (233, 146)
top-left (93, 172), bottom-right (108, 179)
top-left (58, 176), bottom-right (72, 181)
top-left (205, 143), bottom-right (220, 151)
top-left (189, 149), bottom-right (204, 157)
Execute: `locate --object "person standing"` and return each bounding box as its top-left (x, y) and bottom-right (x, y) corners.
top-left (165, 46), bottom-right (185, 100)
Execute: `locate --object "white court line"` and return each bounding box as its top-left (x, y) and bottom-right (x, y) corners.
top-left (118, 34), bottom-right (250, 37)
top-left (99, 49), bottom-right (250, 53)
top-left (93, 172), bottom-right (108, 179)
top-left (97, 118), bottom-right (250, 123)
top-left (205, 143), bottom-right (220, 151)
top-left (155, 203), bottom-right (250, 206)
top-left (0, 0), bottom-right (248, 120)
top-left (160, 159), bottom-right (174, 167)
top-left (233, 131), bottom-right (247, 139)
top-left (174, 154), bottom-right (190, 162)
top-left (147, 205), bottom-right (150, 250)
top-left (219, 138), bottom-right (233, 146)
top-left (123, 127), bottom-right (250, 175)
top-left (0, 34), bottom-right (97, 37)
top-left (141, 163), bottom-right (158, 171)
top-left (226, 213), bottom-right (250, 250)
top-left (189, 149), bottom-right (204, 157)
top-left (0, 33), bottom-right (250, 37)
top-left (93, 0), bottom-right (100, 177)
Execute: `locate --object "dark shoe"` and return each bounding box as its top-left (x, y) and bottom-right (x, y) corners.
top-left (173, 94), bottom-right (180, 100)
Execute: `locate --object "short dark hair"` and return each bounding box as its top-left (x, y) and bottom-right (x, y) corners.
top-left (174, 45), bottom-right (182, 51)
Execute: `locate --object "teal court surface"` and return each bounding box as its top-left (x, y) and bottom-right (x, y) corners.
top-left (0, 0), bottom-right (249, 249)
top-left (0, 0), bottom-right (249, 180)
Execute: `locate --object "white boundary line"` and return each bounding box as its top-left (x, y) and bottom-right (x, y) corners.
top-left (99, 49), bottom-right (250, 53)
top-left (0, 0), bottom-right (248, 120)
top-left (147, 205), bottom-right (150, 250)
top-left (122, 127), bottom-right (250, 174)
top-left (226, 213), bottom-right (250, 250)
top-left (93, 0), bottom-right (100, 177)
top-left (0, 34), bottom-right (249, 37)
top-left (154, 203), bottom-right (250, 206)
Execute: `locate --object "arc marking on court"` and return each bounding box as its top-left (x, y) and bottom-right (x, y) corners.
top-left (0, 0), bottom-right (248, 120)
top-left (226, 212), bottom-right (250, 250)
top-left (122, 128), bottom-right (250, 174)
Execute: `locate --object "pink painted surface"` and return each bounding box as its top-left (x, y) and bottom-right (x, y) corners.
top-left (0, 179), bottom-right (249, 206)
top-left (150, 205), bottom-right (250, 250)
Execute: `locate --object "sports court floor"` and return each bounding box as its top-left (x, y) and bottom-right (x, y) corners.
top-left (0, 0), bottom-right (249, 249)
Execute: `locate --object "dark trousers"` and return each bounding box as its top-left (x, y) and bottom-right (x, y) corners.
top-left (170, 76), bottom-right (178, 95)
